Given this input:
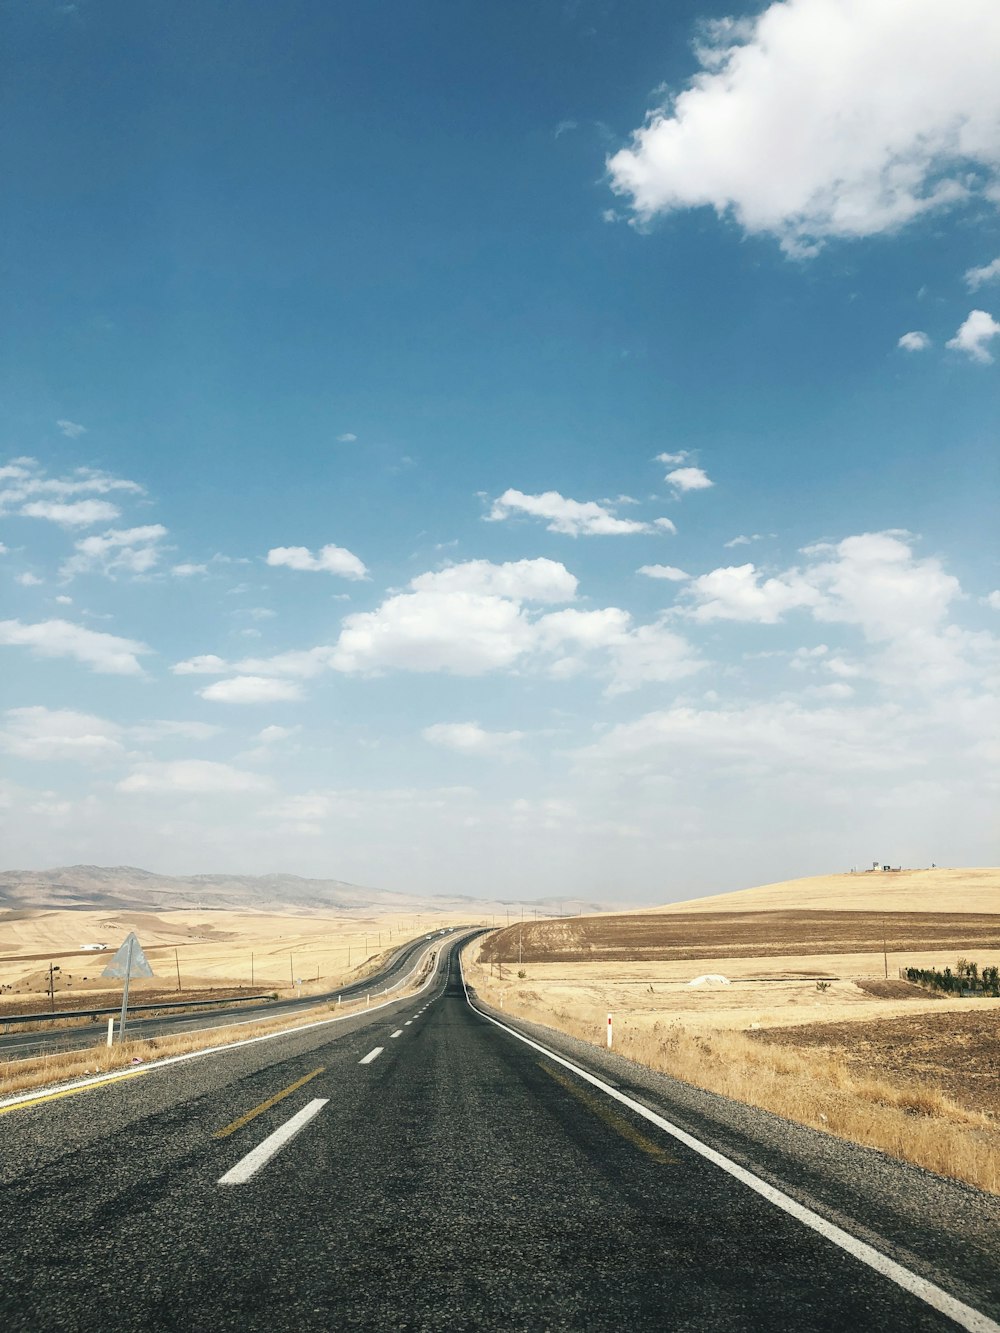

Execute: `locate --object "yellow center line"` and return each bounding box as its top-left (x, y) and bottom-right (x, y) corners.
top-left (213, 1066), bottom-right (327, 1139)
top-left (538, 1062), bottom-right (678, 1164)
top-left (0, 1068), bottom-right (150, 1116)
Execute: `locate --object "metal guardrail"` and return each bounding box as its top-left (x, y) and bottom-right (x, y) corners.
top-left (0, 993), bottom-right (274, 1028)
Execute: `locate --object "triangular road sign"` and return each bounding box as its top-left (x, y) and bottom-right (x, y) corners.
top-left (102, 931), bottom-right (154, 980)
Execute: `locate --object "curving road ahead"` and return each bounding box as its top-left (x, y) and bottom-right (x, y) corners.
top-left (1, 934), bottom-right (997, 1332)
top-left (0, 929), bottom-right (463, 1062)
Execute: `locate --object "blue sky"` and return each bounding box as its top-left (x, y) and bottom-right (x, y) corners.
top-left (2, 0), bottom-right (998, 901)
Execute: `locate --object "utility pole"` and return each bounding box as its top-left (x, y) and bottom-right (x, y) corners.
top-left (882, 915), bottom-right (889, 980)
top-left (174, 948), bottom-right (181, 992)
top-left (48, 961), bottom-right (55, 1011)
top-left (251, 952), bottom-right (254, 987)
top-left (290, 953), bottom-right (294, 987)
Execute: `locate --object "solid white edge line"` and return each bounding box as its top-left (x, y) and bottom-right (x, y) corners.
top-left (359, 1046), bottom-right (384, 1064)
top-left (0, 937), bottom-right (457, 1113)
top-left (218, 1097), bottom-right (328, 1185)
top-left (458, 954), bottom-right (999, 1333)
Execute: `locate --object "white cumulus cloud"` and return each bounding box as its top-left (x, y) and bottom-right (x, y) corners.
top-left (61, 525), bottom-right (168, 579)
top-left (411, 558), bottom-right (577, 603)
top-left (946, 309), bottom-right (1000, 362)
top-left (0, 706), bottom-right (124, 764)
top-left (266, 543), bottom-right (368, 579)
top-left (487, 489), bottom-right (664, 536)
top-left (0, 618), bottom-right (148, 674)
top-left (897, 331), bottom-right (931, 352)
top-left (665, 466), bottom-right (713, 492)
top-left (0, 458), bottom-right (143, 515)
top-left (21, 499), bottom-right (121, 527)
top-left (964, 257), bottom-right (1000, 290)
top-left (608, 0), bottom-right (1000, 254)
top-left (333, 590), bottom-right (534, 676)
top-left (638, 564), bottom-right (689, 581)
top-left (685, 563), bottom-right (821, 623)
top-left (199, 676), bottom-right (304, 704)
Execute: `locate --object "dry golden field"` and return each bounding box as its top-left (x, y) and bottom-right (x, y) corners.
top-left (646, 865), bottom-right (1000, 914)
top-left (464, 868), bottom-right (1000, 1193)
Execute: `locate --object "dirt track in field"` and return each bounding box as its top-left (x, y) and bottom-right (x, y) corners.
top-left (481, 910), bottom-right (1000, 963)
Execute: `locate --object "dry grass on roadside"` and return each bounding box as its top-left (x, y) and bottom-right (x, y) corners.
top-left (0, 975), bottom-right (425, 1102)
top-left (466, 958), bottom-right (999, 1195)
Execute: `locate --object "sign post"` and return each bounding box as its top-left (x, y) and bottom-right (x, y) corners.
top-left (102, 932), bottom-right (154, 1043)
top-left (118, 935), bottom-right (135, 1041)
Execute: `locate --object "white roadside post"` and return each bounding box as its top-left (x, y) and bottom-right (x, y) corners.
top-left (106, 1016), bottom-right (114, 1048)
top-left (607, 1012), bottom-right (613, 1049)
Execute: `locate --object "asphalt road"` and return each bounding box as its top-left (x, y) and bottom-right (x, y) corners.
top-left (1, 936), bottom-right (997, 1332)
top-left (0, 930), bottom-right (456, 1061)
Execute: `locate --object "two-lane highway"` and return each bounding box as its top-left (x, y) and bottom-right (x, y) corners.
top-left (0, 928), bottom-right (460, 1062)
top-left (1, 935), bottom-right (997, 1332)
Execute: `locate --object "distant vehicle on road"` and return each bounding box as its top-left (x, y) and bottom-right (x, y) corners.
top-left (78, 943), bottom-right (108, 951)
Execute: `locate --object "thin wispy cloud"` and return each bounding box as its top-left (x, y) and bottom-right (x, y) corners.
top-left (55, 419), bottom-right (87, 439)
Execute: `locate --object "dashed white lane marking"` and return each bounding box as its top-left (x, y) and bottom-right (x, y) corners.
top-left (359, 1046), bottom-right (384, 1064)
top-left (460, 969), bottom-right (1000, 1333)
top-left (390, 1029), bottom-right (403, 1038)
top-left (218, 1098), bottom-right (328, 1186)
top-left (404, 1020), bottom-right (412, 1025)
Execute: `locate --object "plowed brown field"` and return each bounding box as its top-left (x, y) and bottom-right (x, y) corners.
top-left (481, 910), bottom-right (1000, 964)
top-left (751, 1011), bottom-right (1000, 1119)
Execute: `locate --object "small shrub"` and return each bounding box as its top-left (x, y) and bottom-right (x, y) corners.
top-left (816, 981), bottom-right (831, 993)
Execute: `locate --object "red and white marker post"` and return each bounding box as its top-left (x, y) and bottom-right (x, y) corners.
top-left (607, 1012), bottom-right (613, 1049)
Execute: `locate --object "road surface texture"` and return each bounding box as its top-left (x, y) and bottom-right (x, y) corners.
top-left (0, 930), bottom-right (453, 1062)
top-left (1, 936), bottom-right (997, 1332)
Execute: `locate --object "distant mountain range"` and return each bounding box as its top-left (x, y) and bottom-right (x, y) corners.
top-left (0, 864), bottom-right (613, 917)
